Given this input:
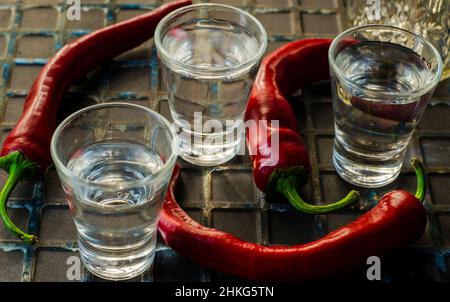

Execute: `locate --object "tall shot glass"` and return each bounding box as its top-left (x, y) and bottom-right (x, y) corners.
top-left (329, 25), bottom-right (443, 188)
top-left (155, 3), bottom-right (267, 166)
top-left (50, 103), bottom-right (177, 280)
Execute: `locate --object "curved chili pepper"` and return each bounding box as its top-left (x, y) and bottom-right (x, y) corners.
top-left (159, 158), bottom-right (427, 281)
top-left (0, 0), bottom-right (192, 244)
top-left (245, 38), bottom-right (358, 214)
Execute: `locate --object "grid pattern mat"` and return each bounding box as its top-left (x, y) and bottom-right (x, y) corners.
top-left (0, 0), bottom-right (449, 282)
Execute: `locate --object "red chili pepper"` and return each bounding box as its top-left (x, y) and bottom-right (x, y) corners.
top-left (245, 38), bottom-right (359, 214)
top-left (159, 158), bottom-right (427, 281)
top-left (0, 0), bottom-right (192, 244)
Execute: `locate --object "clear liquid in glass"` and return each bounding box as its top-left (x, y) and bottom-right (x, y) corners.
top-left (332, 41), bottom-right (435, 187)
top-left (161, 19), bottom-right (260, 165)
top-left (65, 141), bottom-right (165, 280)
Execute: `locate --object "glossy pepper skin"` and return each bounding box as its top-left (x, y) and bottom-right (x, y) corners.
top-left (245, 39), bottom-right (331, 192)
top-left (245, 38), bottom-right (359, 214)
top-left (159, 164), bottom-right (426, 281)
top-left (0, 0), bottom-right (192, 243)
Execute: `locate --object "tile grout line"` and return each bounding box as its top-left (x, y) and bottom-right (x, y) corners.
top-left (414, 132), bottom-right (448, 279)
top-left (202, 168), bottom-right (213, 281)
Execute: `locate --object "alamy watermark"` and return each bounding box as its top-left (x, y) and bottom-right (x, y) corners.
top-left (66, 0), bottom-right (82, 21)
top-left (366, 256), bottom-right (381, 280)
top-left (66, 255), bottom-right (82, 281)
top-left (366, 0), bottom-right (382, 21)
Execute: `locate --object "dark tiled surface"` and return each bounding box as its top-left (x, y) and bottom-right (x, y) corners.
top-left (0, 35), bottom-right (6, 58)
top-left (256, 12), bottom-right (296, 35)
top-left (256, 0), bottom-right (293, 7)
top-left (211, 171), bottom-right (255, 204)
top-left (9, 65), bottom-right (43, 90)
top-left (39, 207), bottom-right (77, 241)
top-left (0, 208), bottom-right (29, 240)
top-left (16, 35), bottom-right (55, 58)
top-left (437, 214), bottom-right (450, 248)
top-left (0, 9), bottom-right (12, 29)
top-left (20, 8), bottom-right (58, 29)
top-left (0, 250), bottom-right (23, 282)
top-left (315, 135), bottom-right (334, 165)
top-left (421, 138), bottom-right (450, 167)
top-left (108, 66), bottom-right (151, 94)
top-left (301, 13), bottom-right (340, 35)
top-left (154, 249), bottom-right (204, 282)
top-left (301, 0), bottom-right (338, 8)
top-left (66, 10), bottom-right (106, 30)
top-left (419, 104), bottom-right (450, 132)
top-left (0, 171), bottom-right (36, 199)
top-left (34, 249), bottom-right (80, 282)
top-left (0, 0), bottom-right (449, 283)
top-left (447, 257), bottom-right (450, 281)
top-left (3, 97), bottom-right (25, 124)
top-left (210, 269), bottom-right (247, 282)
top-left (174, 169), bottom-right (203, 206)
top-left (312, 102), bottom-right (334, 130)
top-left (429, 174), bottom-right (450, 205)
top-left (212, 209), bottom-right (260, 242)
top-left (44, 169), bottom-right (66, 203)
top-left (383, 251), bottom-right (440, 282)
top-left (116, 40), bottom-right (153, 61)
top-left (326, 211), bottom-right (361, 232)
top-left (268, 210), bottom-right (320, 245)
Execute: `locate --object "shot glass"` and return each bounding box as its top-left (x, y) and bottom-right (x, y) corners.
top-left (50, 103), bottom-right (177, 280)
top-left (329, 25), bottom-right (443, 188)
top-left (155, 3), bottom-right (267, 166)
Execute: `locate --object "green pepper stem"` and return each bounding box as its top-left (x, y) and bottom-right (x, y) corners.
top-left (0, 152), bottom-right (38, 244)
top-left (276, 175), bottom-right (359, 214)
top-left (411, 158), bottom-right (426, 202)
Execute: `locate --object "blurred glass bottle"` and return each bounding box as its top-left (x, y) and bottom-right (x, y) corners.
top-left (344, 0), bottom-right (449, 86)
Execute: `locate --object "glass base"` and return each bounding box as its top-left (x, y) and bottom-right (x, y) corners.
top-left (332, 147), bottom-right (402, 188)
top-left (180, 148), bottom-right (238, 166)
top-left (78, 235), bottom-right (155, 281)
top-left (178, 136), bottom-right (242, 166)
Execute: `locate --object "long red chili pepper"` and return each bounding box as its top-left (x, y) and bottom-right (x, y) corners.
top-left (245, 38), bottom-right (359, 214)
top-left (159, 159), bottom-right (427, 280)
top-left (0, 0), bottom-right (192, 244)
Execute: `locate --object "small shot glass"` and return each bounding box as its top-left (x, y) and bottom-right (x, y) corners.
top-left (329, 25), bottom-right (443, 188)
top-left (50, 103), bottom-right (178, 280)
top-left (155, 3), bottom-right (267, 166)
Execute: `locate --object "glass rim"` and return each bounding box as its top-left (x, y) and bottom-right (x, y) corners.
top-left (154, 3), bottom-right (268, 77)
top-left (328, 24), bottom-right (444, 100)
top-left (50, 102), bottom-right (178, 191)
